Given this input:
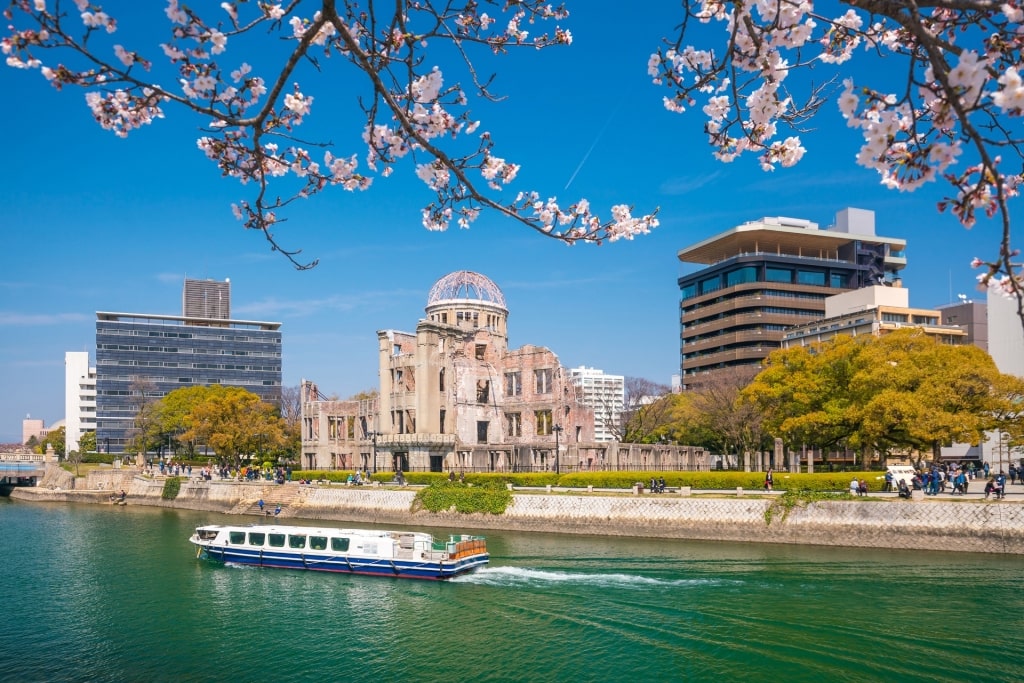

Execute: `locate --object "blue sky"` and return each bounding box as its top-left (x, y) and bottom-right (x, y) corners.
top-left (0, 2), bottom-right (1003, 443)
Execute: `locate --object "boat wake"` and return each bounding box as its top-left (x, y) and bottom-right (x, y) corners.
top-left (453, 565), bottom-right (734, 589)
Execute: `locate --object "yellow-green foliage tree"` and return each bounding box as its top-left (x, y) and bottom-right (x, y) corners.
top-left (36, 425), bottom-right (65, 458)
top-left (744, 329), bottom-right (1017, 467)
top-left (153, 386), bottom-right (287, 467)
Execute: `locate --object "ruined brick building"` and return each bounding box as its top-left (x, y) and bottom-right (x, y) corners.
top-left (301, 271), bottom-right (705, 473)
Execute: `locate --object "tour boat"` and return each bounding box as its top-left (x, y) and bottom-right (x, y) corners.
top-left (190, 524), bottom-right (489, 580)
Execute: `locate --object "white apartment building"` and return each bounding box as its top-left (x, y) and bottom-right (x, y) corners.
top-left (988, 289), bottom-right (1024, 378)
top-left (568, 366), bottom-right (625, 442)
top-left (65, 351), bottom-right (97, 454)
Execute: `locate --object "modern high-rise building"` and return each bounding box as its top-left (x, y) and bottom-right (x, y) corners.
top-left (567, 366), bottom-right (625, 442)
top-left (64, 351), bottom-right (97, 454)
top-left (95, 278), bottom-right (281, 454)
top-left (182, 278), bottom-right (231, 319)
top-left (677, 208), bottom-right (907, 389)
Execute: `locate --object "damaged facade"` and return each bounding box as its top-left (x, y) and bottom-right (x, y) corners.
top-left (301, 271), bottom-right (706, 473)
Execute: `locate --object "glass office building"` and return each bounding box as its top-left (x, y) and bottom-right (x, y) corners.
top-left (95, 311), bottom-right (282, 454)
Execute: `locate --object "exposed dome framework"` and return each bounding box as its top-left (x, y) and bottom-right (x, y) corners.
top-left (427, 270), bottom-right (507, 310)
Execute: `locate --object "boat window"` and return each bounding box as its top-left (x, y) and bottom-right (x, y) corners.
top-left (229, 531), bottom-right (246, 545)
top-left (309, 536), bottom-right (327, 551)
top-left (268, 534), bottom-right (285, 547)
top-left (248, 533), bottom-right (265, 546)
top-left (288, 535), bottom-right (307, 549)
top-left (197, 529), bottom-right (218, 540)
top-left (331, 537), bottom-right (350, 552)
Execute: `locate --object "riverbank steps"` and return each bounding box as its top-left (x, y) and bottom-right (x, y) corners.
top-left (14, 466), bottom-right (1023, 555)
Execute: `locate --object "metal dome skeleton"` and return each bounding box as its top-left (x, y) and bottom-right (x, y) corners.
top-left (426, 271), bottom-right (507, 311)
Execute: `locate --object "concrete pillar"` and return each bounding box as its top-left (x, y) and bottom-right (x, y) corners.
top-left (773, 438), bottom-right (783, 471)
top-left (807, 445), bottom-right (814, 474)
top-left (743, 450), bottom-right (751, 472)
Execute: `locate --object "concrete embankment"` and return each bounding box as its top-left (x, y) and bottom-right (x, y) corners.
top-left (12, 468), bottom-right (1024, 555)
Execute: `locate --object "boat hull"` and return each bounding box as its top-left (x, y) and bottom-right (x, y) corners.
top-left (196, 545), bottom-right (488, 580)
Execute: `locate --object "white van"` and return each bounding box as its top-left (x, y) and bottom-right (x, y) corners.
top-left (886, 465), bottom-right (917, 488)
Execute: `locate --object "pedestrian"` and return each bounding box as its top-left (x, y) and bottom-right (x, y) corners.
top-left (764, 468), bottom-right (774, 491)
top-left (884, 470), bottom-right (893, 492)
top-left (257, 498), bottom-right (264, 512)
top-left (274, 504), bottom-right (281, 517)
top-left (849, 477), bottom-right (859, 496)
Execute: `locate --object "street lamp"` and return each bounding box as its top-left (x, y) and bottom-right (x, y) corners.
top-left (368, 431), bottom-right (379, 474)
top-left (552, 424), bottom-right (563, 475)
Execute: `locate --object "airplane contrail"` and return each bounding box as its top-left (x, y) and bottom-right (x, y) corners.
top-left (564, 108), bottom-right (619, 191)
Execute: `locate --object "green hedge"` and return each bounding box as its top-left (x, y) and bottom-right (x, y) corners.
top-left (291, 470), bottom-right (884, 492)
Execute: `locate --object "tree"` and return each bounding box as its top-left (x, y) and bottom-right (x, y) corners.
top-left (176, 385), bottom-right (287, 467)
top-left (279, 384), bottom-right (302, 459)
top-left (78, 430), bottom-right (96, 454)
top-left (125, 375), bottom-right (159, 459)
top-left (689, 367), bottom-right (766, 467)
top-left (614, 377), bottom-right (670, 441)
top-left (5, 1), bottom-right (1022, 321)
top-left (651, 0), bottom-right (1024, 326)
top-left (744, 329), bottom-right (1013, 467)
top-left (37, 425), bottom-right (65, 457)
top-left (2, 1), bottom-right (656, 270)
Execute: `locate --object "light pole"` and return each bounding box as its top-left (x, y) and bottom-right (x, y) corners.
top-left (553, 424), bottom-right (563, 475)
top-left (368, 431), bottom-right (379, 474)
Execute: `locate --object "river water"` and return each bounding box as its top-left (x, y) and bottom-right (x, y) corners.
top-left (1, 499), bottom-right (1020, 682)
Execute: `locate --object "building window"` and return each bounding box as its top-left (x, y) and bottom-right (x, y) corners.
top-left (535, 368), bottom-right (552, 394)
top-left (680, 283), bottom-right (697, 300)
top-left (477, 421), bottom-right (489, 444)
top-left (439, 368), bottom-right (445, 392)
top-left (506, 412), bottom-right (522, 437)
top-left (505, 371), bottom-right (521, 396)
top-left (477, 379), bottom-right (490, 404)
top-left (765, 267), bottom-right (791, 283)
top-left (797, 270), bottom-right (826, 286)
top-left (475, 344), bottom-right (486, 360)
top-left (440, 409), bottom-right (446, 433)
top-left (830, 273), bottom-right (846, 288)
top-left (726, 267), bottom-right (757, 287)
top-left (535, 409), bottom-right (552, 436)
top-left (700, 275), bottom-right (721, 295)
top-left (882, 312), bottom-right (908, 323)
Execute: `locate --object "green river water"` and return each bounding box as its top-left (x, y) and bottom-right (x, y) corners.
top-left (0, 499), bottom-right (1020, 682)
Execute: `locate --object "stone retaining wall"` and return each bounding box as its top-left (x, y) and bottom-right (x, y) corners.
top-left (12, 475), bottom-right (1024, 554)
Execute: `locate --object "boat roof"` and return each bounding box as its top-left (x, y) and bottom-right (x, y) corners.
top-left (197, 524), bottom-right (432, 538)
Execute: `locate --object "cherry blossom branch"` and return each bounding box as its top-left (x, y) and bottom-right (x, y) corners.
top-left (3, 0), bottom-right (658, 270)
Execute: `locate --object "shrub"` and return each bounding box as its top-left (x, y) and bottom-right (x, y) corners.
top-left (162, 476), bottom-right (182, 499)
top-left (412, 481), bottom-right (512, 515)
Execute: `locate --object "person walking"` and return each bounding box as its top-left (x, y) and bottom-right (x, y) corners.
top-left (764, 468), bottom-right (774, 491)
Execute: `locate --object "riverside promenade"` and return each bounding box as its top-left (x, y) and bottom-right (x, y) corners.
top-left (12, 466), bottom-right (1024, 555)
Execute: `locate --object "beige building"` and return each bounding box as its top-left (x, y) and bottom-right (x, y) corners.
top-left (301, 271), bottom-right (707, 474)
top-left (781, 285), bottom-right (967, 348)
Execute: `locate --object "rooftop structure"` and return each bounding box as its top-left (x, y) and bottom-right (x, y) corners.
top-left (182, 278), bottom-right (230, 320)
